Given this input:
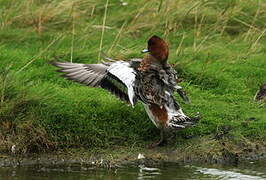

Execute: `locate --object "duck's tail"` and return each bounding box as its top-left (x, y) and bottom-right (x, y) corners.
top-left (164, 98), bottom-right (200, 130)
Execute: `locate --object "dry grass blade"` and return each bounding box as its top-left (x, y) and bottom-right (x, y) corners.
top-left (98, 0), bottom-right (109, 62)
top-left (1, 64), bottom-right (13, 105)
top-left (244, 3), bottom-right (261, 41)
top-left (233, 18), bottom-right (261, 33)
top-left (108, 21), bottom-right (127, 55)
top-left (248, 28), bottom-right (266, 54)
top-left (17, 34), bottom-right (64, 73)
top-left (70, 3), bottom-right (76, 63)
top-left (175, 34), bottom-right (185, 57)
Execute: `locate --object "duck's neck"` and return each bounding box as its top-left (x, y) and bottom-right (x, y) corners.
top-left (138, 54), bottom-right (166, 72)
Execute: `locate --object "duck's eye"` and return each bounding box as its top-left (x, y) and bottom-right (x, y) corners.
top-left (148, 37), bottom-right (160, 45)
top-left (148, 40), bottom-right (155, 46)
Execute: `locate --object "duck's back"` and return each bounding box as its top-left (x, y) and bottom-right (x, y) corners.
top-left (134, 60), bottom-right (177, 106)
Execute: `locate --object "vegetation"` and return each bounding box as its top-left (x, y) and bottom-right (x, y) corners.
top-left (0, 0), bottom-right (265, 154)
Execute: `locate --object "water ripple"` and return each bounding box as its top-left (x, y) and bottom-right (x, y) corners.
top-left (196, 167), bottom-right (266, 180)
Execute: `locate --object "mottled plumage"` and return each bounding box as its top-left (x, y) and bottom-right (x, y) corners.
top-left (254, 83), bottom-right (266, 102)
top-left (51, 35), bottom-right (199, 147)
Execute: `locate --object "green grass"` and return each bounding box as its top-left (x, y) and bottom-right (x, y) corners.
top-left (0, 0), bottom-right (265, 154)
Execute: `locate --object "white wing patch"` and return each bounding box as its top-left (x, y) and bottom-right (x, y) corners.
top-left (108, 61), bottom-right (136, 106)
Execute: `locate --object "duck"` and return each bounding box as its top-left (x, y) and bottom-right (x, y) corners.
top-left (51, 35), bottom-right (199, 148)
top-left (254, 83), bottom-right (266, 102)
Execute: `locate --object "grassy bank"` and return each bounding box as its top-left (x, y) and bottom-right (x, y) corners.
top-left (0, 0), bottom-right (265, 155)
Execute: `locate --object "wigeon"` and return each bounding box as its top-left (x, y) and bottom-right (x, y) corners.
top-left (51, 35), bottom-right (199, 147)
top-left (254, 83), bottom-right (266, 102)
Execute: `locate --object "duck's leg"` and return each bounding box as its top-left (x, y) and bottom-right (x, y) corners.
top-left (148, 129), bottom-right (166, 148)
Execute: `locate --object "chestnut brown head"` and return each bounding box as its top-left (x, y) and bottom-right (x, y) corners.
top-left (142, 35), bottom-right (169, 62)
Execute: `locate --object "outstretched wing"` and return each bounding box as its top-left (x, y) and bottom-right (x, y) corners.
top-left (51, 62), bottom-right (108, 87)
top-left (51, 61), bottom-right (137, 106)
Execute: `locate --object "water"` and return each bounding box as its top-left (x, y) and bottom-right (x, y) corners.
top-left (0, 161), bottom-right (265, 180)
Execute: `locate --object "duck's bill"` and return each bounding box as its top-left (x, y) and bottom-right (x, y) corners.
top-left (141, 49), bottom-right (149, 53)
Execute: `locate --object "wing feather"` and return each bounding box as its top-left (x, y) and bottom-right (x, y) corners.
top-left (107, 61), bottom-right (137, 106)
top-left (51, 61), bottom-right (137, 106)
top-left (52, 61), bottom-right (108, 87)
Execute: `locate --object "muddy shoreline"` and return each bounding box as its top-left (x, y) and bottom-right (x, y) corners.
top-left (1, 142), bottom-right (265, 168)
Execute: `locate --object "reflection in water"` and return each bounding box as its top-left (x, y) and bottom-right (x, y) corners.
top-left (138, 165), bottom-right (161, 179)
top-left (196, 167), bottom-right (265, 180)
top-left (0, 161), bottom-right (265, 180)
